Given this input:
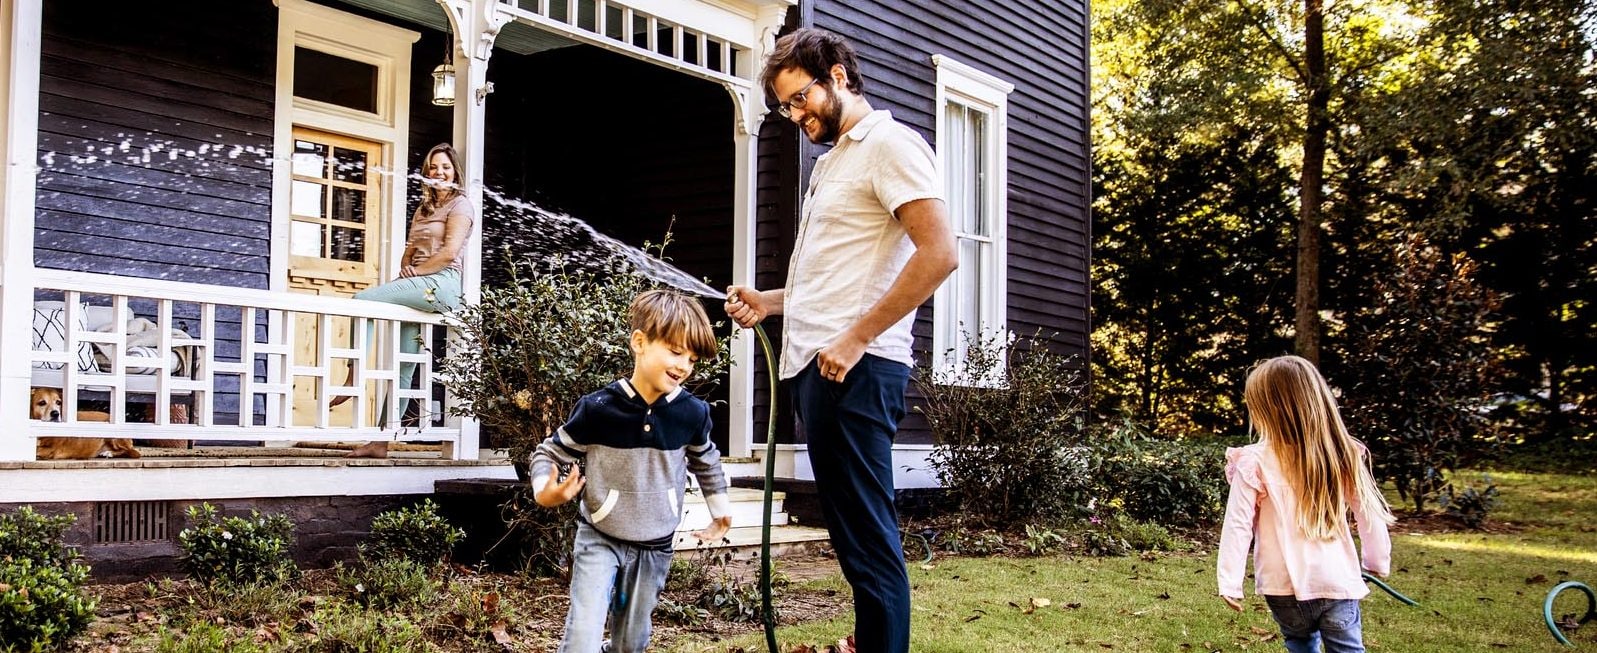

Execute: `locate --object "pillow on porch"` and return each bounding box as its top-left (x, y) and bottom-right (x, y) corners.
top-left (31, 301), bottom-right (97, 372)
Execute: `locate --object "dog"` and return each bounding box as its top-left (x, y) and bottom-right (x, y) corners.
top-left (31, 387), bottom-right (141, 460)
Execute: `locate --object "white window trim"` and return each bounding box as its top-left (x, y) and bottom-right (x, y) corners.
top-left (270, 0), bottom-right (418, 291)
top-left (931, 55), bottom-right (1013, 386)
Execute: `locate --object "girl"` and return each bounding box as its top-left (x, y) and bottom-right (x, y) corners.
top-left (1217, 355), bottom-right (1395, 653)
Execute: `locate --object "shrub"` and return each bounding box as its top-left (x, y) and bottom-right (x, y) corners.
top-left (183, 576), bottom-right (301, 626)
top-left (1438, 475), bottom-right (1500, 529)
top-left (494, 486), bottom-right (579, 579)
top-left (365, 499), bottom-right (465, 567)
top-left (1340, 234), bottom-right (1500, 510)
top-left (438, 245), bottom-right (733, 469)
top-left (917, 331), bottom-right (1090, 526)
top-left (695, 573), bottom-right (768, 623)
top-left (938, 528), bottom-right (1007, 556)
top-left (0, 557), bottom-right (97, 651)
top-left (428, 579), bottom-right (520, 641)
top-left (0, 507), bottom-right (96, 651)
top-left (338, 557), bottom-right (438, 611)
top-left (0, 506), bottom-right (78, 568)
top-left (1020, 524), bottom-right (1066, 556)
top-left (177, 503), bottom-right (296, 587)
top-left (1093, 421), bottom-right (1228, 529)
top-left (655, 596), bottom-right (710, 626)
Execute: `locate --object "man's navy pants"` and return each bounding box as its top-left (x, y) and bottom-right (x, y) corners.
top-left (792, 354), bottom-right (912, 653)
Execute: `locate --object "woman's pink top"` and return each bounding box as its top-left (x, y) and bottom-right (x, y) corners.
top-left (1216, 443), bottom-right (1392, 600)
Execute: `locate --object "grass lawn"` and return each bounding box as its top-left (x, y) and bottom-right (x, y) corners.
top-left (665, 471), bottom-right (1597, 652)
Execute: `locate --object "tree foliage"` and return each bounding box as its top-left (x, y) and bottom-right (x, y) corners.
top-left (1091, 0), bottom-right (1597, 449)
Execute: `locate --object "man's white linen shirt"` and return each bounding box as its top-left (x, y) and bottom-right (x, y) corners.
top-left (779, 109), bottom-right (944, 380)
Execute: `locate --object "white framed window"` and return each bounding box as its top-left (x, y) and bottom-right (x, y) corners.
top-left (931, 55), bottom-right (1014, 384)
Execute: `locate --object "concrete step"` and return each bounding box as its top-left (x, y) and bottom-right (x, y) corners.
top-left (671, 524), bottom-right (832, 559)
top-left (678, 486), bottom-right (786, 531)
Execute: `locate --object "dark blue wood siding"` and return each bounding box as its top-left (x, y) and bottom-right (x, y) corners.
top-left (35, 0), bottom-right (278, 426)
top-left (756, 0), bottom-right (1092, 445)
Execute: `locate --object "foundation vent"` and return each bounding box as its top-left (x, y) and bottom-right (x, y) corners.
top-left (93, 501), bottom-right (169, 543)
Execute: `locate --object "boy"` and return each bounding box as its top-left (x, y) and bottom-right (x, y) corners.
top-left (530, 289), bottom-right (733, 653)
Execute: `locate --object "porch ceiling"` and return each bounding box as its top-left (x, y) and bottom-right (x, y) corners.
top-left (335, 0), bottom-right (581, 55)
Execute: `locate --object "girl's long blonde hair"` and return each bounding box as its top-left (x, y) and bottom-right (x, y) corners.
top-left (1245, 356), bottom-right (1395, 539)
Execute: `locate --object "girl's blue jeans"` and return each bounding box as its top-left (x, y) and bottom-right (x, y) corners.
top-left (1264, 595), bottom-right (1366, 653)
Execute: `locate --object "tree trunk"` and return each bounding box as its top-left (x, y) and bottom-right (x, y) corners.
top-left (1295, 0), bottom-right (1329, 365)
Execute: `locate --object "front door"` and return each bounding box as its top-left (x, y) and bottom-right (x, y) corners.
top-left (285, 127), bottom-right (385, 426)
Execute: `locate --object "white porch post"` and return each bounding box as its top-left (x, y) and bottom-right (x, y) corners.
top-left (438, 0), bottom-right (507, 460)
top-left (0, 0), bottom-right (42, 461)
top-left (725, 6), bottom-right (785, 459)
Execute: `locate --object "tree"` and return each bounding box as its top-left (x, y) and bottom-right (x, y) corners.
top-left (1340, 235), bottom-right (1498, 510)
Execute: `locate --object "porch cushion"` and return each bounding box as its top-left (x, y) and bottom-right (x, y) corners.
top-left (31, 301), bottom-right (96, 372)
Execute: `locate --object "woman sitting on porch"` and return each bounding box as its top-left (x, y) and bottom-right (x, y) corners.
top-left (335, 142), bottom-right (474, 458)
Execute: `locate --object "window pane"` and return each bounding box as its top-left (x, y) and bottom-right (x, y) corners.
top-left (330, 226), bottom-right (365, 262)
top-left (657, 26), bottom-right (675, 56)
top-left (958, 237), bottom-right (983, 334)
top-left (549, 0), bottom-right (569, 23)
top-left (293, 47), bottom-right (377, 113)
top-left (331, 187), bottom-right (365, 224)
top-left (291, 181), bottom-right (324, 219)
top-left (291, 221), bottom-right (323, 257)
top-left (577, 0), bottom-right (597, 31)
top-left (292, 141), bottom-right (326, 178)
top-left (633, 15), bottom-right (649, 48)
top-left (605, 6), bottom-right (624, 39)
top-left (971, 110), bottom-right (988, 236)
top-left (683, 32), bottom-right (699, 65)
top-left (331, 148), bottom-right (367, 184)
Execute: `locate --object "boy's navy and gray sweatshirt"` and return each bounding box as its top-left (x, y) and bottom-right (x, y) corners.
top-left (528, 379), bottom-right (731, 550)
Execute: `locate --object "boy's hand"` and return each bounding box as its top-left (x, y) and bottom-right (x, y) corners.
top-left (692, 516), bottom-right (732, 542)
top-left (534, 466), bottom-right (585, 507)
top-left (1221, 595), bottom-right (1243, 612)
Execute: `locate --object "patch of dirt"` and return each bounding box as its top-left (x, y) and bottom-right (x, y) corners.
top-left (65, 553), bottom-right (848, 652)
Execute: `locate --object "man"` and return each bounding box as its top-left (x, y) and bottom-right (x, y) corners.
top-left (724, 27), bottom-right (957, 653)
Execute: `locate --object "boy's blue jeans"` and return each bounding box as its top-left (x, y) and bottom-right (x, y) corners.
top-left (1264, 596), bottom-right (1366, 653)
top-left (558, 521), bottom-right (673, 653)
top-left (792, 353), bottom-right (913, 653)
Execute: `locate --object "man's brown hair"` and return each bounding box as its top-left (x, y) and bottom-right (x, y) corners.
top-left (630, 289), bottom-right (718, 360)
top-left (759, 27), bottom-right (865, 101)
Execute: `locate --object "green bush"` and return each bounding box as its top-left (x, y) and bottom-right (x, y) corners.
top-left (0, 557), bottom-right (97, 652)
top-left (177, 503), bottom-right (296, 587)
top-left (338, 557), bottom-right (438, 611)
top-left (0, 506), bottom-right (78, 568)
top-left (655, 595), bottom-right (710, 626)
top-left (0, 507), bottom-right (96, 652)
top-left (917, 331), bottom-right (1091, 526)
top-left (695, 573), bottom-right (768, 623)
top-left (365, 499), bottom-right (464, 567)
top-left (1340, 235), bottom-right (1500, 510)
top-left (1095, 424), bottom-right (1227, 529)
top-left (1438, 475), bottom-right (1500, 529)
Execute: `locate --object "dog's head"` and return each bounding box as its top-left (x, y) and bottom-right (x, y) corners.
top-left (30, 388), bottom-right (62, 422)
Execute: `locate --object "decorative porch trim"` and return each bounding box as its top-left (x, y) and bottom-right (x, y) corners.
top-left (0, 459), bottom-right (516, 503)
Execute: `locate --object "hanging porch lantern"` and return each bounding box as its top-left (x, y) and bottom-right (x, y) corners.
top-left (431, 63), bottom-right (456, 106)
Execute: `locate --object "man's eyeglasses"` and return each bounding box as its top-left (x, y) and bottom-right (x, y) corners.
top-left (775, 77), bottom-right (823, 119)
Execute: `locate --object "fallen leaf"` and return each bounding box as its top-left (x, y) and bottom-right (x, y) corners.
top-left (255, 622), bottom-right (282, 643)
top-left (1249, 626), bottom-right (1274, 637)
top-left (1158, 592), bottom-right (1171, 600)
top-left (1526, 574), bottom-right (1548, 584)
top-left (919, 564), bottom-right (935, 571)
top-left (482, 591), bottom-right (501, 614)
top-left (1031, 597), bottom-right (1052, 609)
top-left (490, 619), bottom-right (512, 647)
top-left (1064, 602), bottom-right (1082, 610)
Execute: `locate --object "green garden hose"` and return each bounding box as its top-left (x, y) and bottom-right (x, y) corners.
top-left (1363, 572), bottom-right (1419, 606)
top-left (753, 323), bottom-right (780, 653)
top-left (1544, 581), bottom-right (1596, 647)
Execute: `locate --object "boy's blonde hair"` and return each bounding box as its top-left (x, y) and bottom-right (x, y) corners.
top-left (629, 289), bottom-right (718, 360)
top-left (1245, 356), bottom-right (1395, 540)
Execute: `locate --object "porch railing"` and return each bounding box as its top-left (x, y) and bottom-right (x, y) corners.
top-left (20, 269), bottom-right (469, 459)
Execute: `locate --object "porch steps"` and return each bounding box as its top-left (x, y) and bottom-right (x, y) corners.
top-left (672, 484), bottom-right (831, 558)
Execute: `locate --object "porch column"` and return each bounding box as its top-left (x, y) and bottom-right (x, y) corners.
top-left (725, 6), bottom-right (787, 459)
top-left (439, 0), bottom-right (508, 460)
top-left (0, 0), bottom-right (42, 461)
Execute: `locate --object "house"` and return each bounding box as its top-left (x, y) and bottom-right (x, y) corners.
top-left (0, 0), bottom-right (1088, 574)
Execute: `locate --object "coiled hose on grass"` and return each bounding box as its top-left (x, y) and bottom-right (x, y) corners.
top-left (1545, 581), bottom-right (1595, 647)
